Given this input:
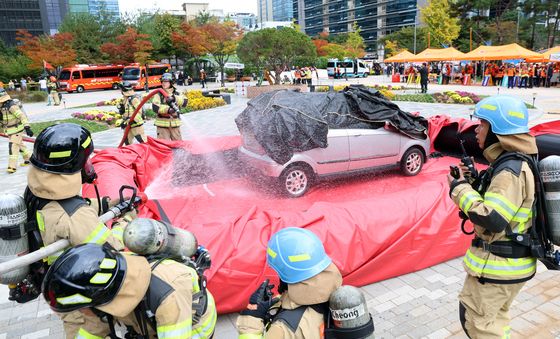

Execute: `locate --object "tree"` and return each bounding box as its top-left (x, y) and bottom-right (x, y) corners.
top-left (345, 22), bottom-right (366, 58)
top-left (171, 22), bottom-right (207, 60)
top-left (237, 27), bottom-right (316, 85)
top-left (321, 43), bottom-right (347, 60)
top-left (100, 27), bottom-right (153, 64)
top-left (200, 21), bottom-right (241, 87)
top-left (420, 0), bottom-right (461, 47)
top-left (381, 26), bottom-right (428, 55)
top-left (58, 9), bottom-right (126, 63)
top-left (152, 13), bottom-right (181, 60)
top-left (16, 30), bottom-right (77, 70)
top-left (0, 55), bottom-right (32, 82)
top-left (193, 10), bottom-right (217, 26)
top-left (384, 40), bottom-right (401, 58)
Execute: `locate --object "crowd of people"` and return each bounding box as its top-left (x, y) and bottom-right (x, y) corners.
top-left (389, 61), bottom-right (560, 88)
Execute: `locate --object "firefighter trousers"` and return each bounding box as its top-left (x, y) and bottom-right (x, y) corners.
top-left (125, 126), bottom-right (147, 145)
top-left (8, 133), bottom-right (30, 170)
top-left (157, 126), bottom-right (182, 141)
top-left (459, 274), bottom-right (525, 339)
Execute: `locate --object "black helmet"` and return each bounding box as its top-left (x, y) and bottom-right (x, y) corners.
top-left (120, 81), bottom-right (134, 92)
top-left (161, 72), bottom-right (174, 84)
top-left (42, 243), bottom-right (127, 313)
top-left (30, 123), bottom-right (94, 174)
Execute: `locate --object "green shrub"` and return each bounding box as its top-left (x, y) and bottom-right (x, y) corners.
top-left (393, 94), bottom-right (435, 103)
top-left (7, 90), bottom-right (47, 103)
top-left (30, 118), bottom-right (108, 136)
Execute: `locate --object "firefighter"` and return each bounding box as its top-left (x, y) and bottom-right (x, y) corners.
top-left (447, 96), bottom-right (538, 338)
top-left (48, 82), bottom-right (61, 106)
top-left (0, 88), bottom-right (32, 173)
top-left (24, 123), bottom-right (130, 338)
top-left (152, 72), bottom-right (187, 141)
top-left (42, 243), bottom-right (217, 339)
top-left (236, 227), bottom-right (343, 338)
top-left (118, 81), bottom-right (146, 145)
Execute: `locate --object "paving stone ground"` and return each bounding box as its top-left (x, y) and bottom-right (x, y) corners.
top-left (0, 79), bottom-right (559, 338)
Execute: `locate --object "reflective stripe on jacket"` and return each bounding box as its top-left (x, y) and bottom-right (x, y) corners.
top-left (0, 102), bottom-right (28, 135)
top-left (152, 88), bottom-right (186, 128)
top-left (123, 95), bottom-right (144, 127)
top-left (451, 151), bottom-right (536, 282)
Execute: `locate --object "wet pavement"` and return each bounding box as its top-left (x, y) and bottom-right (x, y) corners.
top-left (0, 80), bottom-right (559, 338)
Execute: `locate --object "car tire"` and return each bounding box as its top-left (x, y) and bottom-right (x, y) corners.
top-left (279, 164), bottom-right (313, 198)
top-left (76, 86), bottom-right (84, 93)
top-left (400, 147), bottom-right (424, 176)
top-left (112, 83), bottom-right (119, 90)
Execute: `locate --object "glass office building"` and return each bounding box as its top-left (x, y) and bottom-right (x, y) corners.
top-left (68, 0), bottom-right (119, 18)
top-left (0, 0), bottom-right (44, 45)
top-left (294, 0), bottom-right (422, 52)
top-left (40, 0), bottom-right (67, 35)
top-left (272, 0), bottom-right (293, 22)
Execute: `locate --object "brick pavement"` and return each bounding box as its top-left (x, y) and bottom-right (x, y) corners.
top-left (0, 87), bottom-right (559, 338)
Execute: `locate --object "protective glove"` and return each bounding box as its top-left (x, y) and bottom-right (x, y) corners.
top-left (120, 120), bottom-right (129, 130)
top-left (240, 279), bottom-right (280, 321)
top-left (24, 126), bottom-right (33, 137)
top-left (117, 103), bottom-right (125, 114)
top-left (165, 96), bottom-right (176, 105)
top-left (167, 107), bottom-right (176, 115)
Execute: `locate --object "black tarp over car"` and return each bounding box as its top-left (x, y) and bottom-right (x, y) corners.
top-left (235, 85), bottom-right (429, 164)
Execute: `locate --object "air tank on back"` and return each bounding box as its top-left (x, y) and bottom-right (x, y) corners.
top-left (0, 194), bottom-right (30, 284)
top-left (123, 218), bottom-right (198, 258)
top-left (539, 155), bottom-right (560, 245)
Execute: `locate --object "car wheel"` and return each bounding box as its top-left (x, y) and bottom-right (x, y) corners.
top-left (76, 86), bottom-right (84, 93)
top-left (279, 164), bottom-right (313, 198)
top-left (400, 148), bottom-right (424, 176)
top-left (112, 83), bottom-right (119, 90)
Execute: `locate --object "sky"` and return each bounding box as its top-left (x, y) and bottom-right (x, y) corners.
top-left (118, 0), bottom-right (258, 15)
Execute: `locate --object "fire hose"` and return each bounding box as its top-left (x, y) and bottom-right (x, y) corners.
top-left (0, 186), bottom-right (146, 275)
top-left (118, 88), bottom-right (178, 148)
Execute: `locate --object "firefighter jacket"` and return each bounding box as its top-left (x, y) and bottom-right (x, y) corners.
top-left (152, 87), bottom-right (187, 128)
top-left (0, 100), bottom-right (29, 135)
top-left (77, 255), bottom-right (217, 339)
top-left (122, 95), bottom-right (144, 128)
top-left (236, 263), bottom-right (342, 338)
top-left (26, 166), bottom-right (125, 265)
top-left (450, 133), bottom-right (539, 283)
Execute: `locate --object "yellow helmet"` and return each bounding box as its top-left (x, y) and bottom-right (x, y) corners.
top-left (0, 88), bottom-right (11, 103)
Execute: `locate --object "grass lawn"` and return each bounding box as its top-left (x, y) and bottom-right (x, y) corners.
top-left (30, 118), bottom-right (109, 136)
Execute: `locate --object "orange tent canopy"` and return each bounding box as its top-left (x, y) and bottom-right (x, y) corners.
top-left (526, 46), bottom-right (560, 63)
top-left (462, 43), bottom-right (543, 61)
top-left (405, 47), bottom-right (467, 62)
top-left (384, 50), bottom-right (415, 63)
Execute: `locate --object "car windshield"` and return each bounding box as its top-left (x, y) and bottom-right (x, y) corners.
top-left (59, 70), bottom-right (71, 80)
top-left (122, 68), bottom-right (140, 80)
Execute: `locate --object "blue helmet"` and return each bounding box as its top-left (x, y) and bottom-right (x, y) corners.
top-left (266, 227), bottom-right (332, 284)
top-left (473, 96), bottom-right (529, 135)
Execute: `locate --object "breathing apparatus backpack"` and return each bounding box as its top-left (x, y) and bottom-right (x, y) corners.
top-left (468, 152), bottom-right (560, 270)
top-left (270, 284), bottom-right (375, 339)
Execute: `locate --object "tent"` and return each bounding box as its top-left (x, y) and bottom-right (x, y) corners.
top-left (462, 43), bottom-right (543, 61)
top-left (384, 50), bottom-right (416, 63)
top-left (525, 46), bottom-right (560, 63)
top-left (407, 47), bottom-right (467, 62)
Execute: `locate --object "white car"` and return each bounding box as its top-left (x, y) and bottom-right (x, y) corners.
top-left (239, 126), bottom-right (430, 197)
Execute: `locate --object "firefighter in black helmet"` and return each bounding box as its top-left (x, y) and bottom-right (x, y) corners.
top-left (24, 123), bottom-right (131, 338)
top-left (152, 72), bottom-right (187, 141)
top-left (0, 88), bottom-right (32, 173)
top-left (42, 243), bottom-right (217, 338)
top-left (118, 81), bottom-right (146, 145)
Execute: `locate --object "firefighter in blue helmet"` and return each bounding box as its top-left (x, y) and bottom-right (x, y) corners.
top-left (237, 227), bottom-right (342, 338)
top-left (152, 73), bottom-right (187, 141)
top-left (448, 96), bottom-right (538, 338)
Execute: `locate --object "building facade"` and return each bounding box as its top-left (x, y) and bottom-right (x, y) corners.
top-left (40, 0), bottom-right (68, 35)
top-left (0, 0), bottom-right (44, 45)
top-left (68, 0), bottom-right (119, 18)
top-left (272, 0), bottom-right (293, 22)
top-left (229, 12), bottom-right (257, 30)
top-left (294, 0), bottom-right (426, 53)
top-left (258, 0), bottom-right (273, 24)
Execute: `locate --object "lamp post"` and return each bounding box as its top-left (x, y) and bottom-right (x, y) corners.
top-left (516, 6), bottom-right (522, 42)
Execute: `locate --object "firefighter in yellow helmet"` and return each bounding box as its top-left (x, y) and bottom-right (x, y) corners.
top-left (0, 88), bottom-right (32, 173)
top-left (237, 227), bottom-right (342, 338)
top-left (21, 123), bottom-right (132, 338)
top-left (118, 81), bottom-right (147, 145)
top-left (42, 243), bottom-right (217, 339)
top-left (448, 96), bottom-right (538, 338)
top-left (152, 73), bottom-right (187, 141)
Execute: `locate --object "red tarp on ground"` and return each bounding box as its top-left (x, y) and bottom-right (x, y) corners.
top-left (82, 117), bottom-right (560, 314)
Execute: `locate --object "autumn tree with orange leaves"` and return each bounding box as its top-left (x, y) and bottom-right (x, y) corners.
top-left (199, 21), bottom-right (241, 87)
top-left (16, 30), bottom-right (77, 70)
top-left (100, 27), bottom-right (153, 64)
top-left (171, 22), bottom-right (207, 66)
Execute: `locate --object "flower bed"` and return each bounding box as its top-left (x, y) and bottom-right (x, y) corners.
top-left (433, 91), bottom-right (480, 104)
top-left (184, 90), bottom-right (226, 111)
top-left (72, 109), bottom-right (119, 125)
top-left (96, 98), bottom-right (122, 106)
top-left (316, 84), bottom-right (404, 92)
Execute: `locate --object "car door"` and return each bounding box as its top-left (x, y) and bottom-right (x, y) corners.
top-left (302, 129), bottom-right (350, 175)
top-left (347, 127), bottom-right (401, 170)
